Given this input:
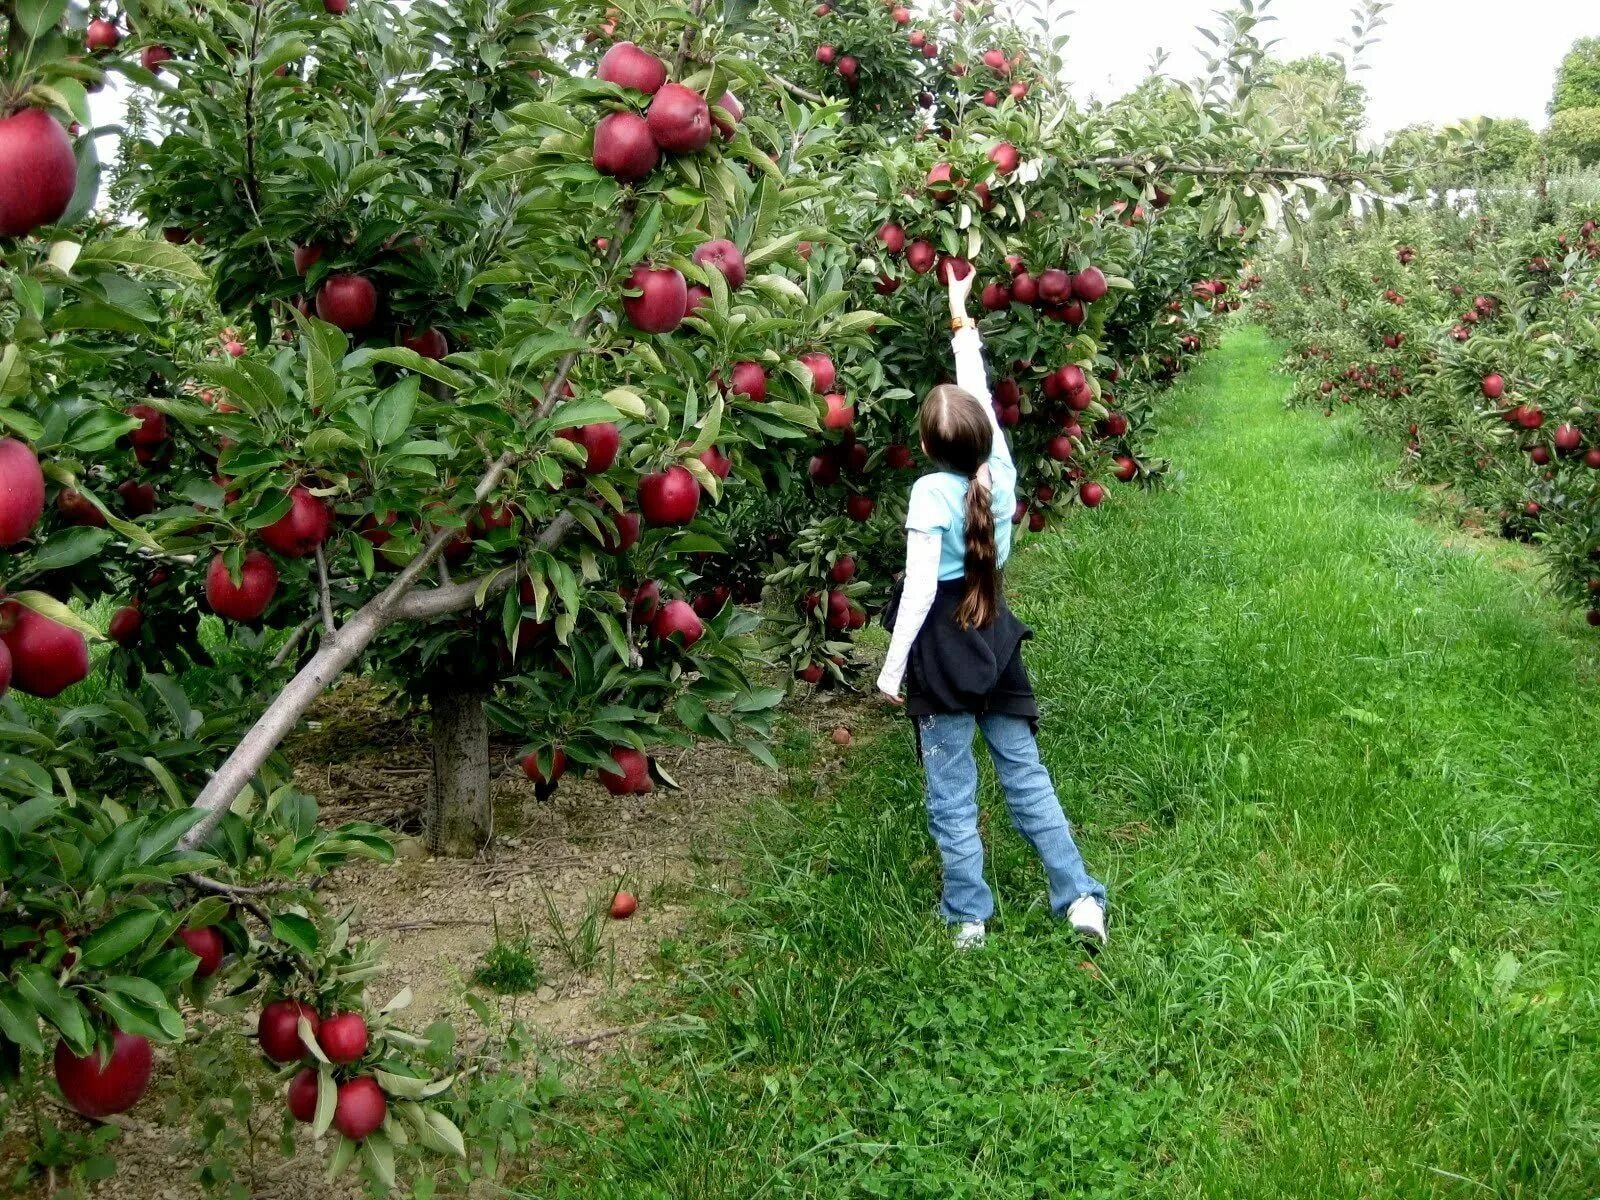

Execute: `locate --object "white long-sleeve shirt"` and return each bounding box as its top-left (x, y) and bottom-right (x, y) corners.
top-left (876, 326), bottom-right (1013, 698)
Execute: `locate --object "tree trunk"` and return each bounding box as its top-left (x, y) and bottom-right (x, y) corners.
top-left (425, 683), bottom-right (492, 856)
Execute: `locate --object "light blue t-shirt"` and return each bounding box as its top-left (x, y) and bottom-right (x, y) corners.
top-left (906, 459), bottom-right (1016, 581)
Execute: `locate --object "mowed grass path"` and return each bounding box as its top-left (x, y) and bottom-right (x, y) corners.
top-left (525, 327), bottom-right (1600, 1199)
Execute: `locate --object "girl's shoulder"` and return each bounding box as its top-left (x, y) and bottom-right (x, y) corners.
top-left (907, 471), bottom-right (966, 529)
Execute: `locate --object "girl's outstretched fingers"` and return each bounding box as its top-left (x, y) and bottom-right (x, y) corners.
top-left (947, 267), bottom-right (975, 316)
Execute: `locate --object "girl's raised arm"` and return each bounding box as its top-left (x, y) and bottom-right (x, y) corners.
top-left (947, 269), bottom-right (1011, 471)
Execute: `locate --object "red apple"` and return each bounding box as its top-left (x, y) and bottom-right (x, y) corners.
top-left (684, 283), bottom-right (712, 316)
top-left (593, 111), bottom-right (660, 182)
top-left (692, 238), bottom-right (747, 290)
top-left (0, 602), bottom-right (89, 698)
top-left (602, 511), bottom-right (641, 554)
top-left (876, 222), bottom-right (906, 255)
top-left (140, 45), bottom-right (172, 72)
top-left (54, 1033), bottom-right (153, 1119)
top-left (1038, 268), bottom-right (1071, 305)
top-left (713, 91), bottom-right (744, 140)
top-left (286, 1068), bottom-right (319, 1122)
top-left (0, 108), bottom-right (78, 239)
top-left (936, 256), bottom-right (972, 285)
top-left (597, 41), bottom-right (667, 94)
top-left (521, 748), bottom-right (568, 785)
top-left (557, 422), bottom-right (621, 474)
top-left (623, 263), bottom-right (688, 333)
top-left (816, 44), bottom-right (836, 65)
top-left (126, 403), bottom-right (168, 447)
top-left (1554, 424), bottom-right (1583, 455)
top-left (206, 550), bottom-right (279, 621)
top-left (1080, 481), bottom-right (1105, 507)
top-left (86, 18), bottom-right (120, 51)
top-left (698, 445), bottom-right (733, 478)
top-left (257, 999), bottom-right (320, 1062)
top-left (317, 1013), bottom-right (369, 1065)
top-left (1113, 455), bottom-right (1137, 482)
top-left (609, 891), bottom-right (638, 919)
top-left (981, 281), bottom-right (1011, 310)
top-left (177, 926), bottom-right (225, 977)
top-left (798, 351), bottom-right (836, 394)
top-left (1073, 266), bottom-right (1108, 302)
top-left (1481, 373), bottom-right (1504, 400)
top-left (987, 141), bottom-right (1019, 175)
top-left (401, 327), bottom-right (448, 359)
top-left (1046, 435), bottom-right (1073, 462)
top-left (108, 604), bottom-right (143, 646)
top-left (259, 486), bottom-right (332, 558)
top-left (1011, 272), bottom-right (1039, 305)
top-left (0, 438), bottom-right (46, 545)
top-left (599, 746), bottom-right (654, 794)
top-left (846, 493), bottom-right (875, 521)
top-left (56, 488), bottom-right (106, 528)
top-left (926, 162), bottom-right (955, 202)
top-left (639, 464), bottom-right (700, 525)
top-left (906, 239), bottom-right (936, 274)
top-left (885, 443), bottom-right (914, 470)
top-left (650, 598), bottom-right (704, 647)
top-left (332, 1077), bottom-right (386, 1141)
top-left (823, 392), bottom-right (855, 431)
top-left (292, 243), bottom-right (324, 275)
top-left (315, 273), bottom-right (379, 331)
top-left (830, 555), bottom-right (856, 583)
top-left (837, 54), bottom-right (859, 79)
top-left (647, 83), bottom-right (712, 153)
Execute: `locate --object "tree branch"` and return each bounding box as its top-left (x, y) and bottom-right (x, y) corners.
top-left (772, 75), bottom-right (825, 105)
top-left (314, 546), bottom-right (335, 634)
top-left (269, 613), bottom-right (319, 669)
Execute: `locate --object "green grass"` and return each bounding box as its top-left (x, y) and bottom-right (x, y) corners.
top-left (518, 326), bottom-right (1600, 1199)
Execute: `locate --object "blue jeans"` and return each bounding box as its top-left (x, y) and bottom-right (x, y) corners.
top-left (917, 711), bottom-right (1105, 924)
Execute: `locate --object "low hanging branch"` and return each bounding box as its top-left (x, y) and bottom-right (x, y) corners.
top-left (178, 204), bottom-right (640, 852)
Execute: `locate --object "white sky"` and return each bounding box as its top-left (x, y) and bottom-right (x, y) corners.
top-left (1030, 0), bottom-right (1596, 141)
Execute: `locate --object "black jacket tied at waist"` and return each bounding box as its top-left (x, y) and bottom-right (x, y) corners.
top-left (884, 576), bottom-right (1039, 728)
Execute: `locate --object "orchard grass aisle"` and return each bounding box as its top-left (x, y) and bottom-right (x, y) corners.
top-left (524, 326), bottom-right (1600, 1199)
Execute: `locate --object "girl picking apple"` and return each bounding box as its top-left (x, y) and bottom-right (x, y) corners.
top-left (877, 267), bottom-right (1106, 951)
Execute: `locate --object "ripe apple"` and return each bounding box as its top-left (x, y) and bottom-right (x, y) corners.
top-left (1586, 448), bottom-right (1600, 469)
top-left (1080, 481), bottom-right (1105, 508)
top-left (0, 602), bottom-right (90, 698)
top-left (86, 18), bottom-right (120, 50)
top-left (987, 141), bottom-right (1019, 175)
top-left (140, 45), bottom-right (172, 72)
top-left (0, 438), bottom-right (46, 545)
top-left (816, 44), bottom-right (836, 65)
top-left (1028, 511), bottom-right (1046, 533)
top-left (837, 54), bottom-right (859, 79)
top-left (699, 445), bottom-right (733, 478)
top-left (906, 239), bottom-right (936, 274)
top-left (206, 550), bottom-right (279, 621)
top-left (1038, 268), bottom-right (1072, 305)
top-left (798, 351), bottom-right (835, 394)
top-left (332, 1077), bottom-right (386, 1141)
top-left (1073, 266), bottom-right (1108, 302)
top-left (177, 926), bottom-right (225, 977)
top-left (324, 0), bottom-right (347, 12)
top-left (315, 273), bottom-right (379, 331)
top-left (401, 327), bottom-right (448, 359)
top-left (809, 453), bottom-right (841, 487)
top-left (936, 256), bottom-right (972, 285)
top-left (286, 1068), bottom-right (319, 1122)
top-left (597, 41), bottom-right (667, 94)
top-left (1554, 424), bottom-right (1583, 455)
top-left (797, 662), bottom-right (825, 684)
top-left (623, 263), bottom-right (688, 333)
top-left (650, 598), bottom-right (704, 647)
top-left (522, 747), bottom-right (568, 784)
top-left (592, 111), bottom-right (660, 182)
top-left (108, 605), bottom-right (143, 645)
top-left (823, 393), bottom-right (855, 431)
top-left (713, 91), bottom-right (744, 139)
top-left (599, 746), bottom-right (654, 794)
top-left (846, 493), bottom-right (875, 522)
top-left (54, 1033), bottom-right (153, 1119)
top-left (885, 443), bottom-right (914, 470)
top-left (909, 29), bottom-right (926, 48)
top-left (639, 464), bottom-right (700, 525)
top-left (557, 422), bottom-right (621, 474)
top-left (257, 998), bottom-right (320, 1062)
top-left (982, 90), bottom-right (999, 107)
top-left (56, 488), bottom-right (106, 528)
top-left (1113, 455), bottom-right (1137, 482)
top-left (684, 283), bottom-right (711, 316)
top-left (874, 274), bottom-right (901, 295)
top-left (647, 83), bottom-right (712, 153)
top-left (830, 555), bottom-right (856, 584)
top-left (1046, 436), bottom-right (1073, 462)
top-left (982, 47), bottom-right (1008, 71)
top-left (0, 108), bottom-right (78, 238)
top-left (259, 486), bottom-right (332, 558)
top-left (981, 281), bottom-right (1011, 311)
top-left (317, 1012), bottom-right (369, 1064)
top-left (1009, 81), bottom-right (1029, 100)
top-left (926, 162), bottom-right (955, 202)
top-left (610, 890), bottom-right (638, 918)
top-left (1010, 272), bottom-right (1039, 305)
top-left (691, 238), bottom-right (747, 289)
top-left (891, 5), bottom-right (910, 22)
top-left (876, 222), bottom-right (906, 255)
top-left (602, 510), bottom-right (641, 554)
top-left (1530, 445), bottom-right (1551, 466)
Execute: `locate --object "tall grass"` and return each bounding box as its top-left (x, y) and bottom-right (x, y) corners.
top-left (515, 327), bottom-right (1600, 1199)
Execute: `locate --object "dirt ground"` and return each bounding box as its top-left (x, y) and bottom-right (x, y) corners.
top-left (5, 677), bottom-right (875, 1200)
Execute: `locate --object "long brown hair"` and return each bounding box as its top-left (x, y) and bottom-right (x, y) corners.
top-left (919, 384), bottom-right (998, 628)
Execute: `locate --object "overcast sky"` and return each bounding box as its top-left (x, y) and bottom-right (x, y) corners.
top-left (1033, 0), bottom-right (1593, 141)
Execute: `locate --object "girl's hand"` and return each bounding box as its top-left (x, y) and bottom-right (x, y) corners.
top-left (879, 688), bottom-right (905, 707)
top-left (947, 268), bottom-right (975, 319)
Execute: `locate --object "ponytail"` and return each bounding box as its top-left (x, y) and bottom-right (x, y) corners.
top-left (955, 474), bottom-right (998, 629)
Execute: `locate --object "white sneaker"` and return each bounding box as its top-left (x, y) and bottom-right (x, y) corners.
top-left (952, 921), bottom-right (986, 950)
top-left (1066, 896), bottom-right (1107, 949)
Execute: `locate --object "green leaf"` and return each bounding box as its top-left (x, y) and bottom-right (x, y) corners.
top-left (270, 913), bottom-right (319, 957)
top-left (10, 590), bottom-right (104, 641)
top-left (0, 986), bottom-right (46, 1054)
top-left (80, 909), bottom-right (162, 968)
top-left (13, 0), bottom-right (68, 41)
top-left (27, 526), bottom-right (111, 573)
top-left (371, 376), bottom-right (420, 447)
top-left (74, 236), bottom-right (205, 282)
top-left (344, 346), bottom-right (465, 389)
